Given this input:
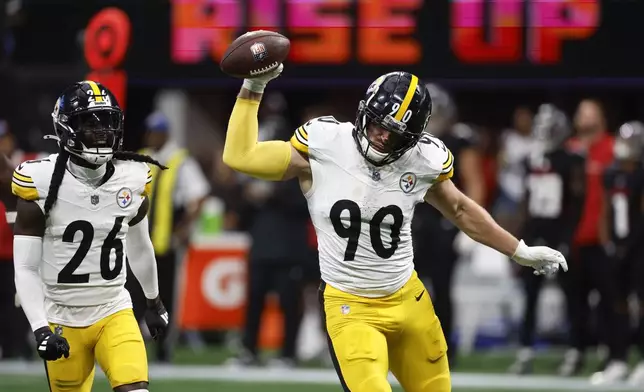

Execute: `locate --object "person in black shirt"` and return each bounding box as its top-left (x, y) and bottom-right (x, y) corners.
top-left (598, 121), bottom-right (644, 384)
top-left (509, 104), bottom-right (586, 374)
top-left (412, 84), bottom-right (485, 366)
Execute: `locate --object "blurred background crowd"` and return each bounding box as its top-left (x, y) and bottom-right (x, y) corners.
top-left (3, 0), bottom-right (644, 389)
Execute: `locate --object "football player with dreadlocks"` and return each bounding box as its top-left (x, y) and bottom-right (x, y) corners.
top-left (12, 81), bottom-right (169, 392)
top-left (222, 63), bottom-right (567, 391)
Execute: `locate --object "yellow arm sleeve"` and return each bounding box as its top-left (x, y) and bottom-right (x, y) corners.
top-left (222, 98), bottom-right (292, 181)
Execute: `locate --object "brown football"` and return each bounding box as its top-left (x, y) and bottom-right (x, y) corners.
top-left (220, 30), bottom-right (290, 79)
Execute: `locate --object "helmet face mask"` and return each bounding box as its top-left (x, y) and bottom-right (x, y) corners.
top-left (354, 72), bottom-right (432, 167)
top-left (51, 81), bottom-right (124, 166)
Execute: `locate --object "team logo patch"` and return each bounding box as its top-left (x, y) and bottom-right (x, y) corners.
top-left (250, 42), bottom-right (268, 62)
top-left (117, 187), bottom-right (133, 208)
top-left (90, 194), bottom-right (100, 205)
top-left (399, 172), bottom-right (417, 193)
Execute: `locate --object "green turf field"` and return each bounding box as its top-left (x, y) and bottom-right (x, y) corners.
top-left (0, 375), bottom-right (589, 392)
top-left (2, 344), bottom-right (640, 392)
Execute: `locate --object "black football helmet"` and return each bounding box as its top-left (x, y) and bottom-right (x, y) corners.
top-left (532, 103), bottom-right (570, 153)
top-left (354, 72), bottom-right (432, 166)
top-left (424, 83), bottom-right (456, 136)
top-left (51, 80), bottom-right (124, 165)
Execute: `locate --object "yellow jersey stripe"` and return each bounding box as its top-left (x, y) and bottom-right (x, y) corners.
top-left (294, 127), bottom-right (308, 147)
top-left (442, 150), bottom-right (453, 170)
top-left (86, 80), bottom-right (103, 102)
top-left (394, 74), bottom-right (419, 121)
top-left (12, 181), bottom-right (39, 201)
top-left (436, 167), bottom-right (454, 182)
top-left (143, 182), bottom-right (153, 198)
top-left (290, 134), bottom-right (309, 155)
top-left (13, 171), bottom-right (33, 183)
top-left (295, 126), bottom-right (308, 144)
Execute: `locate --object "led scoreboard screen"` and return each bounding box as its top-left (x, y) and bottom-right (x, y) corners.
top-left (14, 0), bottom-right (644, 83)
top-left (163, 0), bottom-right (644, 81)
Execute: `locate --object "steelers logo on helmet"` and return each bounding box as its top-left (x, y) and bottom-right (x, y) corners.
top-left (353, 72), bottom-right (432, 167)
top-left (50, 80), bottom-right (124, 166)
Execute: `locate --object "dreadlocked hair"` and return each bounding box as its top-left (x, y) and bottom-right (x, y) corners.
top-left (43, 148), bottom-right (70, 220)
top-left (113, 151), bottom-right (168, 170)
top-left (43, 149), bottom-right (166, 220)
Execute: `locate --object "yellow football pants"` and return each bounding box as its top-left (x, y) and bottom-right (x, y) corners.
top-left (320, 271), bottom-right (451, 392)
top-left (44, 309), bottom-right (148, 391)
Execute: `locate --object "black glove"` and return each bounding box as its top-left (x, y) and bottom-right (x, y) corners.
top-left (145, 297), bottom-right (169, 341)
top-left (34, 326), bottom-right (70, 361)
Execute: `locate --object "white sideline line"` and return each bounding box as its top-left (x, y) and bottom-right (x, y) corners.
top-left (0, 362), bottom-right (640, 391)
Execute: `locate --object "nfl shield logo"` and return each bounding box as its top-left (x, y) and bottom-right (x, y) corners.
top-left (90, 195), bottom-right (99, 205)
top-left (250, 42), bottom-right (268, 62)
top-left (54, 325), bottom-right (63, 336)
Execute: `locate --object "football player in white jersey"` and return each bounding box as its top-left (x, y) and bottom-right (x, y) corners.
top-left (12, 81), bottom-right (169, 392)
top-left (222, 64), bottom-right (567, 392)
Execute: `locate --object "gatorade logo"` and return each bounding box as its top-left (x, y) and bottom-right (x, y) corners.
top-left (201, 258), bottom-right (246, 310)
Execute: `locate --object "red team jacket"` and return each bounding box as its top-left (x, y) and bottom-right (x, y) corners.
top-left (568, 133), bottom-right (615, 246)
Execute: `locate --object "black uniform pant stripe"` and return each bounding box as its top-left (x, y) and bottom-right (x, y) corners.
top-left (318, 281), bottom-right (351, 392)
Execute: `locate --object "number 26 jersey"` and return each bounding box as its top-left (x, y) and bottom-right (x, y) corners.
top-left (12, 155), bottom-right (151, 327)
top-left (291, 117), bottom-right (454, 297)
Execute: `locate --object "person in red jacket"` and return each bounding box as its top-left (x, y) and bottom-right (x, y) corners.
top-left (558, 99), bottom-right (625, 384)
top-left (0, 123), bottom-right (38, 359)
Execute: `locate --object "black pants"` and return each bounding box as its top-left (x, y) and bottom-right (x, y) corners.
top-left (414, 227), bottom-right (458, 361)
top-left (126, 251), bottom-right (177, 362)
top-left (615, 245), bottom-right (644, 358)
top-left (0, 260), bottom-right (31, 359)
top-left (518, 266), bottom-right (568, 347)
top-left (562, 245), bottom-right (627, 360)
top-left (241, 260), bottom-right (303, 360)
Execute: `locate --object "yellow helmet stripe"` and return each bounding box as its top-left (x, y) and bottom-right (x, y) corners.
top-left (86, 80), bottom-right (103, 102)
top-left (394, 74), bottom-right (419, 121)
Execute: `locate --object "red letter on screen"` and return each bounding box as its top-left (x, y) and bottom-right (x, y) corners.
top-left (287, 0), bottom-right (351, 64)
top-left (172, 0), bottom-right (241, 64)
top-left (528, 0), bottom-right (599, 64)
top-left (451, 0), bottom-right (522, 63)
top-left (358, 0), bottom-right (421, 64)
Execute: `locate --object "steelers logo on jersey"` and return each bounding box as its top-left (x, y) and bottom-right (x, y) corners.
top-left (399, 172), bottom-right (417, 193)
top-left (116, 187), bottom-right (133, 208)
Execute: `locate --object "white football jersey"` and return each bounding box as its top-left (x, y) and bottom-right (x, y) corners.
top-left (290, 117), bottom-right (454, 297)
top-left (12, 154), bottom-right (151, 327)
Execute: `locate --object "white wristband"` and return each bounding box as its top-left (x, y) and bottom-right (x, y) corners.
top-left (242, 79), bottom-right (267, 94)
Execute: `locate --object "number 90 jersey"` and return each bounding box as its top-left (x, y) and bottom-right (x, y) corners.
top-left (12, 154), bottom-right (151, 327)
top-left (291, 117), bottom-right (454, 297)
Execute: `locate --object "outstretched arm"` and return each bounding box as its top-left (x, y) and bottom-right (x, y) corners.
top-left (426, 179), bottom-right (518, 256)
top-left (222, 65), bottom-right (309, 181)
top-left (425, 179), bottom-right (567, 275)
